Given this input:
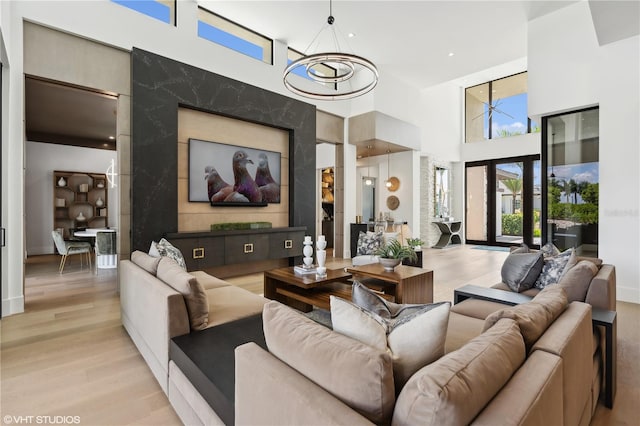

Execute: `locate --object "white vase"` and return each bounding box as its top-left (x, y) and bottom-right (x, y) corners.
top-left (95, 196), bottom-right (104, 207)
top-left (316, 249), bottom-right (327, 277)
top-left (76, 212), bottom-right (86, 222)
top-left (58, 177), bottom-right (66, 187)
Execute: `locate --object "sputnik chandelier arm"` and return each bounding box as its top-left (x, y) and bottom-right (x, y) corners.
top-left (283, 0), bottom-right (378, 100)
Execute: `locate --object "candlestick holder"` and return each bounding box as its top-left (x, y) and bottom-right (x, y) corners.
top-left (316, 235), bottom-right (327, 277)
top-left (302, 236), bottom-right (314, 269)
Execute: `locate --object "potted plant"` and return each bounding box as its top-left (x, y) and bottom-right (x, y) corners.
top-left (406, 237), bottom-right (425, 251)
top-left (374, 239), bottom-right (418, 271)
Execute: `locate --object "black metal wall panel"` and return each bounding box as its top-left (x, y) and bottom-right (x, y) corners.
top-left (131, 48), bottom-right (316, 252)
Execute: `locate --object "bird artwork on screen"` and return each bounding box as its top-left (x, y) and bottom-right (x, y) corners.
top-left (189, 138), bottom-right (281, 206)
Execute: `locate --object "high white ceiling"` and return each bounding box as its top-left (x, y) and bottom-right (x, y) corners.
top-left (199, 0), bottom-right (579, 89)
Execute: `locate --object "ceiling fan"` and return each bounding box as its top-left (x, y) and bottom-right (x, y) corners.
top-left (472, 98), bottom-right (514, 121)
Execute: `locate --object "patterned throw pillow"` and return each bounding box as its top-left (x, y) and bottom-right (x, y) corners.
top-left (155, 238), bottom-right (187, 270)
top-left (534, 248), bottom-right (574, 289)
top-left (331, 281), bottom-right (451, 393)
top-left (540, 242), bottom-right (561, 257)
top-left (356, 231), bottom-right (383, 255)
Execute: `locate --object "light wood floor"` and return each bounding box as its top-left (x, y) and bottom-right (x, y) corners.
top-left (2, 247), bottom-right (638, 425)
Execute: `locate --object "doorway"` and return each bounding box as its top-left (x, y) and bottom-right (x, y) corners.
top-left (465, 155), bottom-right (540, 247)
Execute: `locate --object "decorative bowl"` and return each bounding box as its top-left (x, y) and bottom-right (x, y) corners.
top-left (379, 257), bottom-right (401, 271)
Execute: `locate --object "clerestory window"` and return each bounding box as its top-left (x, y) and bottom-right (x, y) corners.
top-left (465, 72), bottom-right (539, 143)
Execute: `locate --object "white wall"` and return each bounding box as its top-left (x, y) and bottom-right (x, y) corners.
top-left (528, 1), bottom-right (640, 303)
top-left (316, 143), bottom-right (335, 169)
top-left (419, 82), bottom-right (463, 161)
top-left (25, 142), bottom-right (118, 256)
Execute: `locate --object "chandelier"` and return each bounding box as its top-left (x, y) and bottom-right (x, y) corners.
top-left (283, 0), bottom-right (378, 100)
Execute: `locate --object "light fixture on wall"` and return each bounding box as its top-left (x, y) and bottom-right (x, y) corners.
top-left (364, 145), bottom-right (373, 186)
top-left (283, 0), bottom-right (378, 100)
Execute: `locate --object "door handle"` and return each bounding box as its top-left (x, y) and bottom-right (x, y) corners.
top-left (0, 228), bottom-right (5, 247)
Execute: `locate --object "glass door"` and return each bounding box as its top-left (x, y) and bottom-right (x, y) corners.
top-left (466, 155), bottom-right (539, 247)
top-left (465, 165), bottom-right (488, 242)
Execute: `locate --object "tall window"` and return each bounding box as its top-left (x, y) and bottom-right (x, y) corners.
top-left (465, 72), bottom-right (539, 143)
top-left (197, 7), bottom-right (273, 64)
top-left (542, 107), bottom-right (599, 257)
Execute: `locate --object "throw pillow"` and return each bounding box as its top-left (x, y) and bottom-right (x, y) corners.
top-left (534, 248), bottom-right (574, 289)
top-left (501, 251), bottom-right (544, 292)
top-left (393, 318), bottom-right (525, 426)
top-left (557, 260), bottom-right (598, 303)
top-left (155, 238), bottom-right (187, 270)
top-left (331, 282), bottom-right (451, 392)
top-left (483, 285), bottom-right (568, 351)
top-left (540, 242), bottom-right (561, 257)
top-left (510, 243), bottom-right (529, 253)
top-left (148, 240), bottom-right (161, 257)
top-left (156, 256), bottom-right (209, 330)
top-left (356, 231), bottom-right (383, 255)
top-left (262, 301), bottom-right (395, 425)
top-left (131, 250), bottom-right (161, 275)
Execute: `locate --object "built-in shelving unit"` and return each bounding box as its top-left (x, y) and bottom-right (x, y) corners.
top-left (53, 170), bottom-right (108, 239)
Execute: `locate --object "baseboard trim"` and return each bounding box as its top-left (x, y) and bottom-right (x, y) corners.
top-left (2, 295), bottom-right (25, 317)
top-left (617, 286), bottom-right (640, 304)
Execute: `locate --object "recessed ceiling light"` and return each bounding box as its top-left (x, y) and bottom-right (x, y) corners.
top-left (448, 52), bottom-right (454, 57)
top-left (103, 143), bottom-right (109, 147)
top-left (108, 136), bottom-right (115, 140)
top-left (348, 33), bottom-right (355, 38)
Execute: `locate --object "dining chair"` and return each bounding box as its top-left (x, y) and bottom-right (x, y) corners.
top-left (51, 230), bottom-right (92, 274)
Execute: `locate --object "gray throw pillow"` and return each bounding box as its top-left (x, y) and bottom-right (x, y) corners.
top-left (534, 248), bottom-right (574, 289)
top-left (501, 251), bottom-right (544, 292)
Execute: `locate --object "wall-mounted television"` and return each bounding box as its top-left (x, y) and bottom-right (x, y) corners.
top-left (189, 138), bottom-right (281, 207)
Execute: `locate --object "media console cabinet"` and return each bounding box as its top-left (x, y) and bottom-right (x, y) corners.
top-left (165, 227), bottom-right (306, 271)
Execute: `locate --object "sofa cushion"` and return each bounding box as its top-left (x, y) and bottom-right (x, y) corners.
top-left (262, 301), bottom-right (395, 425)
top-left (557, 260), bottom-right (599, 303)
top-left (157, 257), bottom-right (209, 330)
top-left (483, 285), bottom-right (568, 351)
top-left (356, 231), bottom-right (383, 255)
top-left (205, 285), bottom-right (266, 328)
top-left (130, 250), bottom-right (161, 275)
top-left (331, 282), bottom-right (450, 392)
top-left (393, 318), bottom-right (526, 426)
top-left (501, 251), bottom-right (544, 292)
top-left (191, 270), bottom-right (231, 290)
top-left (535, 248), bottom-right (574, 289)
top-left (155, 238), bottom-right (187, 270)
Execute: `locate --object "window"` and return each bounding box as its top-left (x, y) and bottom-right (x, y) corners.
top-left (465, 72), bottom-right (539, 143)
top-left (197, 7), bottom-right (273, 64)
top-left (111, 0), bottom-right (175, 25)
top-left (286, 48), bottom-right (337, 88)
top-left (542, 107), bottom-right (599, 257)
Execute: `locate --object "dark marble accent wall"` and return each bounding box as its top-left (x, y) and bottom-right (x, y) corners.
top-left (131, 48), bottom-right (316, 252)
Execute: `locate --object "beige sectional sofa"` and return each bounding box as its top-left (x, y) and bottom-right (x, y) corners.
top-left (119, 251), bottom-right (267, 425)
top-left (236, 258), bottom-right (616, 426)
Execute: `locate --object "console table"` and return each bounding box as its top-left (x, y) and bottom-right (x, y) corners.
top-left (165, 227), bottom-right (305, 271)
top-left (453, 284), bottom-right (617, 408)
top-left (432, 220), bottom-right (462, 249)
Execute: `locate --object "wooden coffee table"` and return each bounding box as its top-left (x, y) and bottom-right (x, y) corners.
top-left (345, 264), bottom-right (434, 304)
top-left (264, 267), bottom-right (354, 312)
